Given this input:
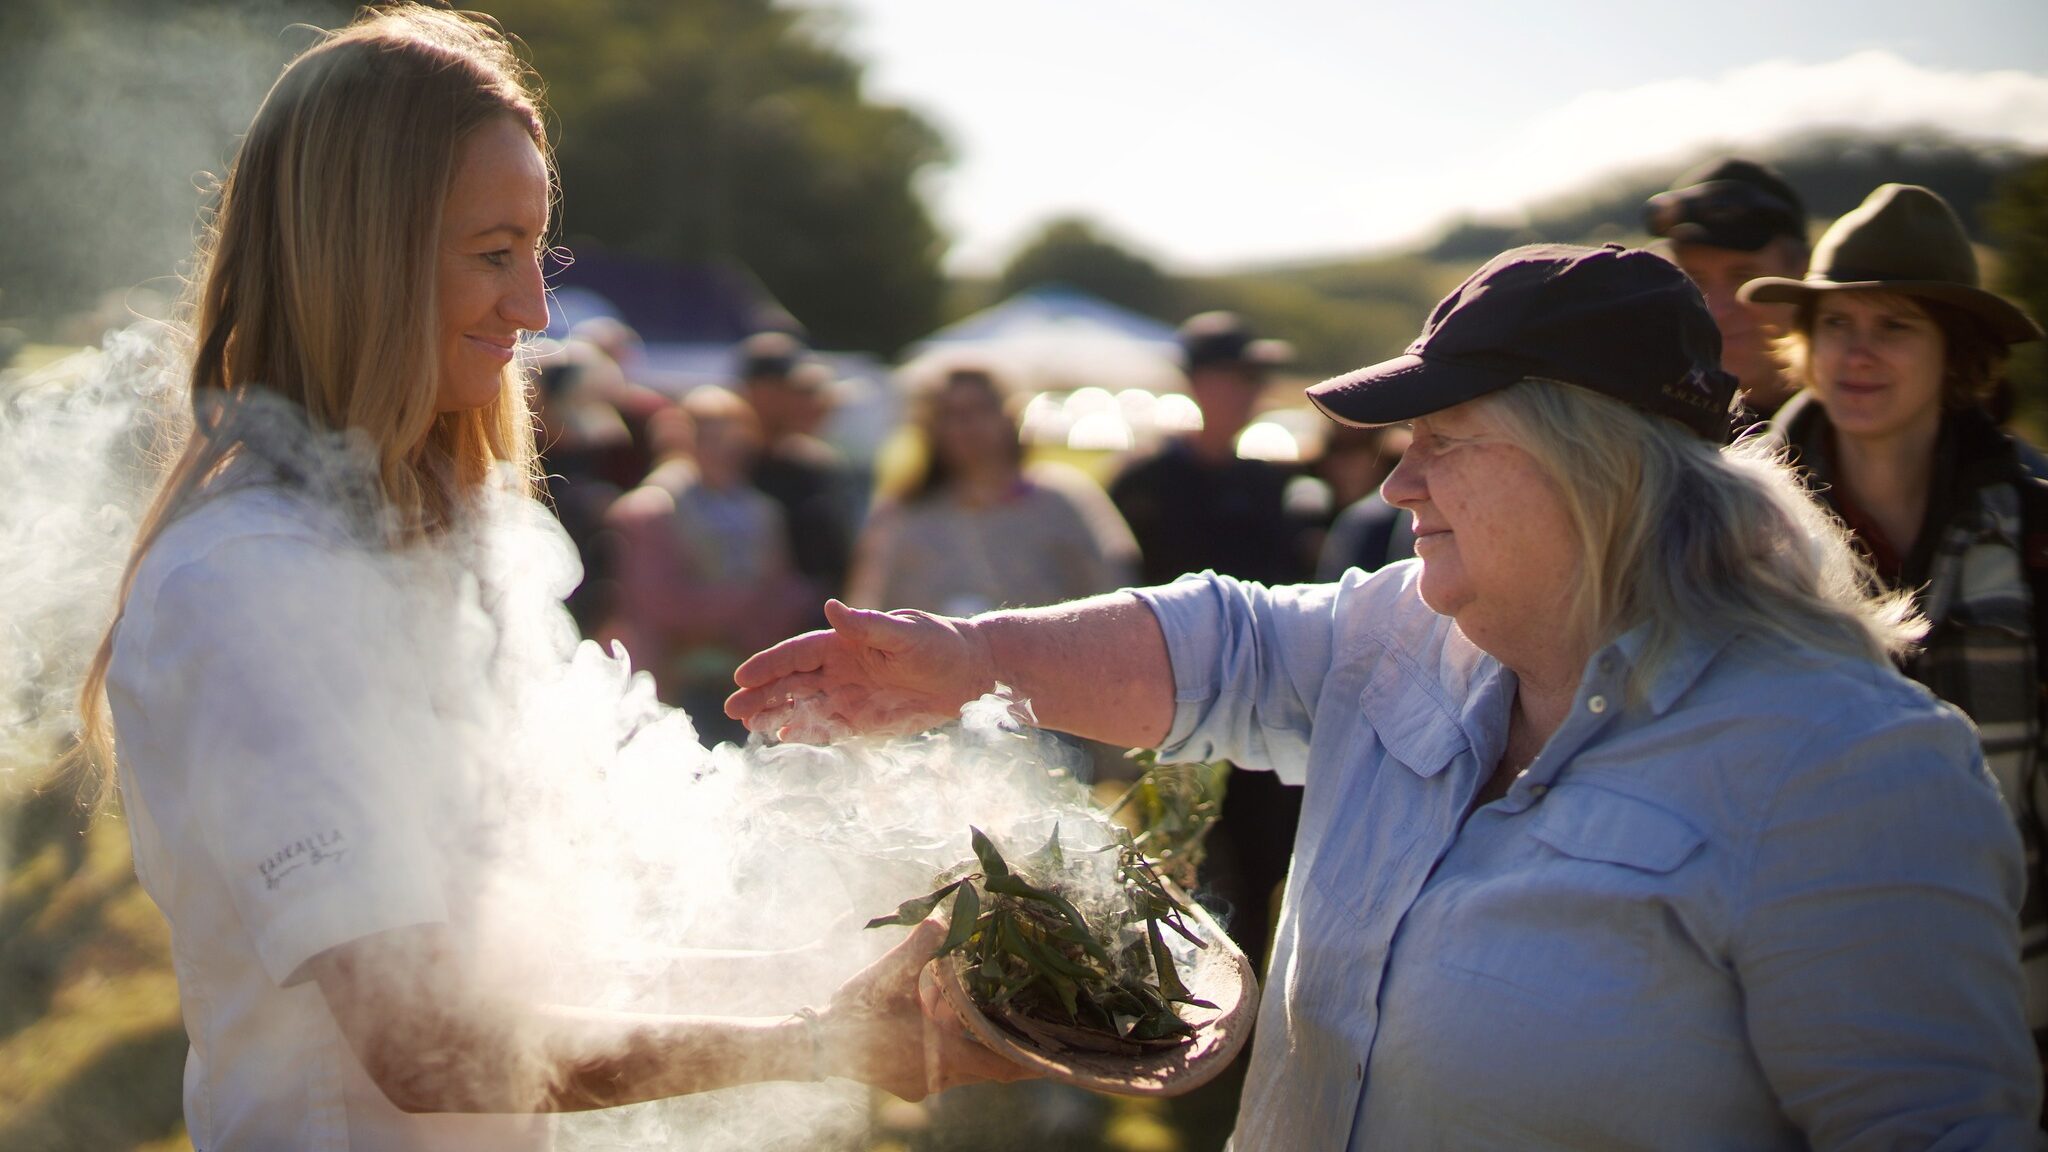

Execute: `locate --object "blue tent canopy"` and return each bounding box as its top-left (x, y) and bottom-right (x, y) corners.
top-left (917, 284), bottom-right (1178, 351)
top-left (545, 246), bottom-right (786, 346)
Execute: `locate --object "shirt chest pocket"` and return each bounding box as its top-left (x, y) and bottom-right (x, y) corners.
top-left (1431, 786), bottom-right (1707, 1007)
top-left (1297, 660), bottom-right (1468, 931)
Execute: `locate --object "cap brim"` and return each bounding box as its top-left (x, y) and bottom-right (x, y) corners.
top-left (1305, 353), bottom-right (1519, 428)
top-left (1739, 277), bottom-right (2044, 344)
top-left (1662, 220), bottom-right (1775, 253)
top-left (1244, 338), bottom-right (1295, 367)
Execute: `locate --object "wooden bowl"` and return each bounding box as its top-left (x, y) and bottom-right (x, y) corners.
top-left (931, 891), bottom-right (1259, 1097)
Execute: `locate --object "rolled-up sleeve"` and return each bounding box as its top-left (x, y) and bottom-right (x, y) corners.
top-left (1736, 700), bottom-right (2039, 1147)
top-left (141, 536), bottom-right (452, 987)
top-left (1133, 572), bottom-right (1342, 784)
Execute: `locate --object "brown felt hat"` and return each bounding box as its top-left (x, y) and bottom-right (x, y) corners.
top-left (1738, 183), bottom-right (2042, 345)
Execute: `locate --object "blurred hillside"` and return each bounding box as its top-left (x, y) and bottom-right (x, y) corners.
top-left (1426, 128), bottom-right (2040, 261)
top-left (978, 130), bottom-right (2048, 409)
top-left (4, 0), bottom-right (2040, 368)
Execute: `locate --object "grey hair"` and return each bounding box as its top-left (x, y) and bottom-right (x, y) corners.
top-left (1472, 378), bottom-right (1923, 700)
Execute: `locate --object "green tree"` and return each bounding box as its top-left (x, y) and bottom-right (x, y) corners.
top-left (998, 216), bottom-right (1181, 321)
top-left (1986, 155), bottom-right (2048, 434)
top-left (0, 0), bottom-right (346, 329)
top-left (486, 0), bottom-right (950, 354)
top-left (1987, 157), bottom-right (2048, 332)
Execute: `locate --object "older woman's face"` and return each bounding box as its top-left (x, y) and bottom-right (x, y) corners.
top-left (436, 115), bottom-right (550, 414)
top-left (1380, 401), bottom-right (1578, 649)
top-left (1808, 291), bottom-right (1946, 443)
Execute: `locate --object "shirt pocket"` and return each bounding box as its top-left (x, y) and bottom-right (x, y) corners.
top-left (1300, 654), bottom-right (1467, 921)
top-left (1434, 786), bottom-right (1706, 1006)
top-left (1524, 786), bottom-right (1706, 873)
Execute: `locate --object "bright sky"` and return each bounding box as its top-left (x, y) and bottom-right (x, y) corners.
top-left (831, 0), bottom-right (2048, 273)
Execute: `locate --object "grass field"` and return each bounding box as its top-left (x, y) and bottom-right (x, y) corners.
top-left (0, 789), bottom-right (190, 1151)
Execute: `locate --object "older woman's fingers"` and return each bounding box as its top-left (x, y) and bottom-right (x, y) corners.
top-left (726, 670), bottom-right (830, 718)
top-left (729, 676), bottom-right (885, 745)
top-left (731, 629), bottom-right (833, 689)
top-left (734, 601), bottom-right (913, 693)
top-left (821, 599), bottom-right (928, 656)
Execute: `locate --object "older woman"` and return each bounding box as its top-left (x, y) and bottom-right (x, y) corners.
top-left (729, 243), bottom-right (2039, 1147)
top-left (1741, 183), bottom-right (2048, 1059)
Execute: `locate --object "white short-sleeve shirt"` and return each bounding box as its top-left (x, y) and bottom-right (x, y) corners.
top-left (107, 484), bottom-right (548, 1152)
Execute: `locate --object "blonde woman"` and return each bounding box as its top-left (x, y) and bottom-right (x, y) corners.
top-left (732, 245), bottom-right (2040, 1146)
top-left (67, 9), bottom-right (1010, 1149)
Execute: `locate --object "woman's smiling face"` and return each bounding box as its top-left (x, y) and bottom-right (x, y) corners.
top-left (435, 115), bottom-right (550, 414)
top-left (1807, 290), bottom-right (1947, 444)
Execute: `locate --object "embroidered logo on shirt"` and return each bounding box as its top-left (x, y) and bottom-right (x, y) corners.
top-left (258, 829), bottom-right (348, 890)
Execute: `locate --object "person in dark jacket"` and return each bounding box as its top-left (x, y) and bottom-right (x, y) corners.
top-left (1744, 183), bottom-right (2048, 1082)
top-left (1110, 312), bottom-right (1317, 975)
top-left (1643, 157), bottom-right (1810, 429)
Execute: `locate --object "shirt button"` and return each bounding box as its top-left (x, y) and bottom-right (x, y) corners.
top-left (1530, 784), bottom-right (1549, 798)
top-left (1587, 694), bottom-right (1609, 714)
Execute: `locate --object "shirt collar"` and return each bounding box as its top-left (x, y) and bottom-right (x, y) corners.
top-left (1605, 621), bottom-right (1730, 717)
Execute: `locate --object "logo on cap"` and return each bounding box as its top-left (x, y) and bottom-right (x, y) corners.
top-left (1663, 365), bottom-right (1721, 412)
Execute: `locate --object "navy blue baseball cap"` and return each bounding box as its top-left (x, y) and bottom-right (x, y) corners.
top-left (1179, 310), bottom-right (1294, 372)
top-left (1643, 157), bottom-right (1806, 253)
top-left (1305, 243), bottom-right (1737, 441)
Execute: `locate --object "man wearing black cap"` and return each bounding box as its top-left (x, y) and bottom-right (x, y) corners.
top-left (735, 331), bottom-right (861, 605)
top-left (1109, 311), bottom-right (1319, 976)
top-left (1644, 157), bottom-right (1810, 428)
top-left (1110, 311), bottom-right (1314, 588)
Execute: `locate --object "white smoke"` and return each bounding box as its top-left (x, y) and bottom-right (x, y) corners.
top-left (0, 324), bottom-right (184, 774)
top-left (0, 323), bottom-right (1134, 1149)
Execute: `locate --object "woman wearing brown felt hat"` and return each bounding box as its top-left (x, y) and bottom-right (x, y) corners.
top-left (1743, 183), bottom-right (2048, 1082)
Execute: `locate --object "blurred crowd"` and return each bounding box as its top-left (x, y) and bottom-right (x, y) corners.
top-left (529, 308), bottom-right (1400, 759)
top-left (529, 156), bottom-right (2048, 987)
top-left (527, 302), bottom-right (1399, 996)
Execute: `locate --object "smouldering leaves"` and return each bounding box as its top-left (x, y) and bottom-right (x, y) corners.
top-left (863, 879), bottom-right (966, 930)
top-left (868, 823), bottom-right (1216, 1057)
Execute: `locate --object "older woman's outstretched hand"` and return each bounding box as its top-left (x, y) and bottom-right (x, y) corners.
top-left (726, 600), bottom-right (995, 743)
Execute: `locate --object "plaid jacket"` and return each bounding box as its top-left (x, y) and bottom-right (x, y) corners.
top-left (1774, 394), bottom-right (2048, 1038)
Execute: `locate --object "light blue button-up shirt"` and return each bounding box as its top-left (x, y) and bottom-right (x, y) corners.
top-left (1136, 564), bottom-right (2040, 1151)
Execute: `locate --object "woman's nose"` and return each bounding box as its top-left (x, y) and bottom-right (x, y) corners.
top-left (1839, 327), bottom-right (1880, 365)
top-left (1380, 446), bottom-right (1425, 509)
top-left (504, 252), bottom-right (549, 333)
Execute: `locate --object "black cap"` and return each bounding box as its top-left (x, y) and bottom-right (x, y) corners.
top-left (1306, 243), bottom-right (1737, 441)
top-left (1178, 311), bottom-right (1294, 372)
top-left (1643, 158), bottom-right (1806, 253)
top-left (737, 330), bottom-right (805, 379)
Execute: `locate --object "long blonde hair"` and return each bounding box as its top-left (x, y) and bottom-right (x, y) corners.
top-left (1476, 379), bottom-right (1923, 701)
top-left (65, 5), bottom-right (551, 812)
